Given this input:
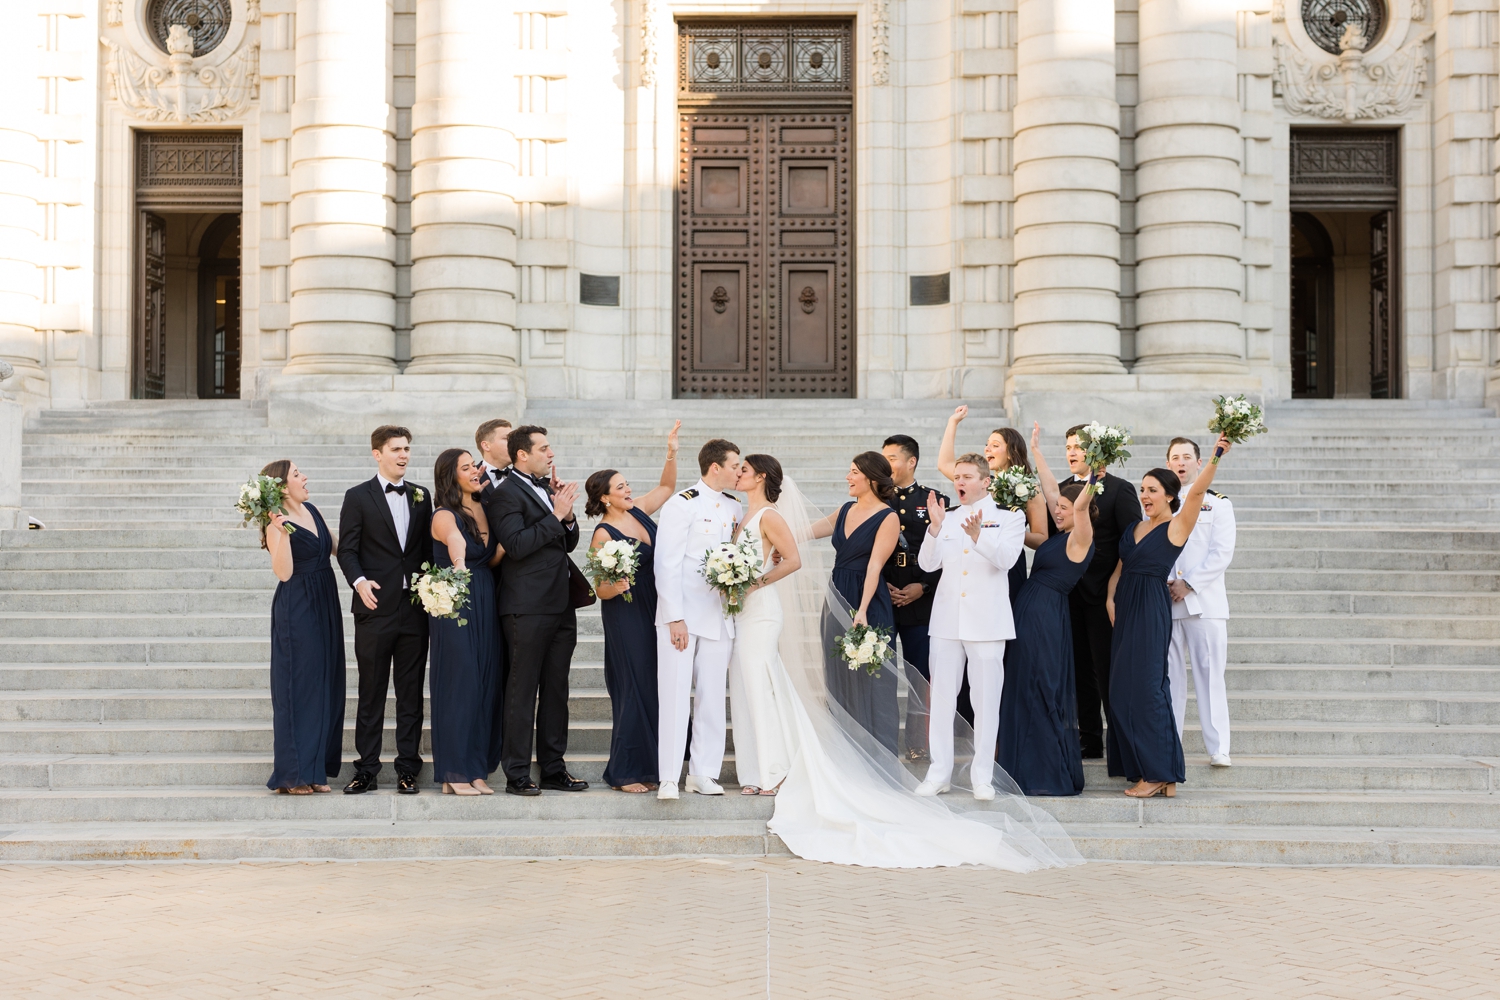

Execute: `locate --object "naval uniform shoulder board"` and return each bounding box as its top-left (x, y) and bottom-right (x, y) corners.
top-left (722, 492), bottom-right (739, 503)
top-left (1207, 489), bottom-right (1228, 500)
top-left (678, 488), bottom-right (699, 501)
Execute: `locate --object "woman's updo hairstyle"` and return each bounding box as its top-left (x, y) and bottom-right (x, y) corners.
top-left (742, 454), bottom-right (783, 503)
top-left (257, 459), bottom-right (292, 550)
top-left (1143, 467), bottom-right (1183, 513)
top-left (584, 469), bottom-right (620, 518)
top-left (852, 451), bottom-right (897, 504)
top-left (1059, 481), bottom-right (1088, 504)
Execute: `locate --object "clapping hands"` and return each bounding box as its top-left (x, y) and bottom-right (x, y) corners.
top-left (962, 508), bottom-right (983, 542)
top-left (925, 490), bottom-right (946, 533)
top-left (551, 480), bottom-right (579, 522)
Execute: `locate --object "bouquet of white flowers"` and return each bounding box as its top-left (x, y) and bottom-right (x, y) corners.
top-left (990, 465), bottom-right (1040, 512)
top-left (835, 623), bottom-right (894, 678)
top-left (411, 562), bottom-right (472, 626)
top-left (1207, 394), bottom-right (1267, 463)
top-left (700, 537), bottom-right (765, 616)
top-left (1076, 422), bottom-right (1133, 493)
top-left (587, 538), bottom-right (641, 603)
top-left (235, 474), bottom-right (295, 535)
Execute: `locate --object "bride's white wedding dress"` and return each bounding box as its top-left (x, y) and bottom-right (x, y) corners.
top-left (728, 487), bottom-right (1081, 872)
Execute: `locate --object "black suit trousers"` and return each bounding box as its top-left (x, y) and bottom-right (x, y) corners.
top-left (352, 600), bottom-right (429, 777)
top-left (500, 611), bottom-right (577, 782)
top-left (1069, 592), bottom-right (1114, 756)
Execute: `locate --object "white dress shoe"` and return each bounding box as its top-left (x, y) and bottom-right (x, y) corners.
top-left (972, 784), bottom-right (996, 801)
top-left (914, 779), bottom-right (950, 797)
top-left (657, 781), bottom-right (679, 800)
top-left (683, 774), bottom-right (724, 796)
top-left (1209, 754), bottom-right (1232, 767)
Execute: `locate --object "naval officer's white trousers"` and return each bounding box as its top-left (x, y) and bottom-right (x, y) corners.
top-left (657, 626), bottom-right (734, 782)
top-left (927, 637), bottom-right (1005, 789)
top-left (1168, 616), bottom-right (1231, 757)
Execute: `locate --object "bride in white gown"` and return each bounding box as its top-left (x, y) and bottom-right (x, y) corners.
top-left (727, 454), bottom-right (1082, 871)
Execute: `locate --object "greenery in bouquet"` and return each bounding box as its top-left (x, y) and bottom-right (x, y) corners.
top-left (835, 623), bottom-right (894, 678)
top-left (588, 538), bottom-right (641, 603)
top-left (700, 537), bottom-right (765, 616)
top-left (235, 474), bottom-right (295, 535)
top-left (411, 562), bottom-right (472, 626)
top-left (989, 465), bottom-right (1040, 512)
top-left (1207, 394), bottom-right (1267, 462)
top-left (1076, 422), bottom-right (1132, 493)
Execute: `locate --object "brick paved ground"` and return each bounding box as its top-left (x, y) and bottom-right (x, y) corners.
top-left (2, 859), bottom-right (1497, 999)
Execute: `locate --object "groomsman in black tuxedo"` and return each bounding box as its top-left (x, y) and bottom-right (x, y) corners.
top-left (337, 425), bottom-right (434, 794)
top-left (1051, 423), bottom-right (1142, 759)
top-left (475, 418), bottom-right (513, 493)
top-left (489, 425), bottom-right (587, 795)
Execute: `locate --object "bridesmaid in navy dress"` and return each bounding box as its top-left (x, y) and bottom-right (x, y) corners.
top-left (997, 480), bottom-right (1095, 796)
top-left (814, 452), bottom-right (902, 753)
top-left (427, 448), bottom-right (505, 795)
top-left (585, 420), bottom-right (681, 793)
top-left (1105, 434), bottom-right (1234, 798)
top-left (262, 460), bottom-right (345, 795)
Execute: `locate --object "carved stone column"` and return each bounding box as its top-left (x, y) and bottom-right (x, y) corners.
top-left (404, 0), bottom-right (520, 374)
top-left (1132, 0), bottom-right (1245, 373)
top-left (283, 0), bottom-right (398, 374)
top-left (1010, 0), bottom-right (1124, 375)
top-left (0, 8), bottom-right (45, 397)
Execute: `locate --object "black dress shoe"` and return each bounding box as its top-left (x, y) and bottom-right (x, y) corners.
top-left (506, 778), bottom-right (542, 796)
top-left (540, 771), bottom-right (589, 792)
top-left (397, 773), bottom-right (419, 795)
top-left (1081, 749), bottom-right (1105, 760)
top-left (343, 773), bottom-right (378, 794)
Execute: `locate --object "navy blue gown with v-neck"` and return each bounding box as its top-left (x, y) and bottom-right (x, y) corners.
top-left (427, 509), bottom-right (500, 784)
top-left (267, 503), bottom-right (346, 789)
top-left (598, 506), bottom-right (660, 787)
top-left (822, 502), bottom-right (900, 753)
top-left (1107, 520), bottom-right (1187, 784)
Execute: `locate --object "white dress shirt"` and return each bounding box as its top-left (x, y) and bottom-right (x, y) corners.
top-left (480, 462), bottom-right (508, 488)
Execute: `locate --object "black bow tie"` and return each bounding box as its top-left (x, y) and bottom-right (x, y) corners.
top-left (385, 483), bottom-right (407, 496)
top-left (523, 472), bottom-right (551, 490)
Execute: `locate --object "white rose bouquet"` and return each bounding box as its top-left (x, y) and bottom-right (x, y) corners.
top-left (587, 538), bottom-right (641, 603)
top-left (1207, 394), bottom-right (1267, 463)
top-left (835, 623), bottom-right (894, 678)
top-left (700, 537), bottom-right (765, 616)
top-left (411, 562), bottom-right (472, 627)
top-left (1076, 422), bottom-right (1133, 493)
top-left (235, 474), bottom-right (295, 535)
top-left (990, 465), bottom-right (1040, 512)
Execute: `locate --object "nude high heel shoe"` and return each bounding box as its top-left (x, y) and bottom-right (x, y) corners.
top-left (1124, 780), bottom-right (1176, 798)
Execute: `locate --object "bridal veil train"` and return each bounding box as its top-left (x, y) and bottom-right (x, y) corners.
top-left (735, 476), bottom-right (1083, 871)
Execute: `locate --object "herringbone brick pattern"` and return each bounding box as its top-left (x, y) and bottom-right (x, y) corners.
top-left (1, 859), bottom-right (1495, 998)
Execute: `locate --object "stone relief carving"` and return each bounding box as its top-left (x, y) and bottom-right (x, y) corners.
top-left (102, 25), bottom-right (259, 123)
top-left (247, 0), bottom-right (260, 22)
top-left (1409, 0), bottom-right (1425, 21)
top-left (1272, 0), bottom-right (1285, 22)
top-left (106, 0), bottom-right (124, 27)
top-left (639, 0), bottom-right (660, 87)
top-left (1274, 26), bottom-right (1430, 121)
top-left (871, 0), bottom-right (890, 86)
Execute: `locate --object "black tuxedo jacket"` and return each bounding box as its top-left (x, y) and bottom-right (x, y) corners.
top-left (486, 472), bottom-right (581, 616)
top-left (336, 476), bottom-right (435, 617)
top-left (1050, 471), bottom-right (1142, 606)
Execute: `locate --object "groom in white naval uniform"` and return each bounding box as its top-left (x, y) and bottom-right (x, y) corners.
top-left (915, 453), bottom-right (1027, 800)
top-left (1165, 437), bottom-right (1237, 767)
top-left (654, 439), bottom-right (744, 800)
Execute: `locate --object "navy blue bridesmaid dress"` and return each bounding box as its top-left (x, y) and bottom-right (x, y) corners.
top-left (1107, 521), bottom-right (1187, 784)
top-left (822, 502), bottom-right (900, 753)
top-left (427, 509), bottom-right (500, 785)
top-left (267, 503), bottom-right (346, 790)
top-left (598, 506), bottom-right (660, 787)
top-left (996, 532), bottom-right (1091, 795)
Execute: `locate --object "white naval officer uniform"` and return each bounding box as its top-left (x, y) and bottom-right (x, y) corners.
top-left (1167, 489), bottom-right (1236, 758)
top-left (653, 480), bottom-right (743, 783)
top-left (917, 495), bottom-right (1026, 789)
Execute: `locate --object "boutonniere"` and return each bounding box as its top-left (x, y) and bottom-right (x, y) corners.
top-left (412, 487), bottom-right (425, 504)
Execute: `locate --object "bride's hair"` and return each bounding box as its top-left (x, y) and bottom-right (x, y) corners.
top-left (852, 451), bottom-right (897, 503)
top-left (742, 454), bottom-right (783, 503)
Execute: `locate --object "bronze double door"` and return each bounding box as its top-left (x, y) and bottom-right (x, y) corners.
top-left (676, 111), bottom-right (852, 397)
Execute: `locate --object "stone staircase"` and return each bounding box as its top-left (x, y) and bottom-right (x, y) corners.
top-left (0, 397), bottom-right (1496, 864)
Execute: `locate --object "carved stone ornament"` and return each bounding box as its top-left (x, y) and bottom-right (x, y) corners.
top-left (102, 29), bottom-right (260, 123)
top-left (639, 0), bottom-right (660, 87)
top-left (106, 0), bottom-right (124, 27)
top-left (1274, 28), bottom-right (1430, 121)
top-left (247, 0), bottom-right (260, 23)
top-left (1272, 0), bottom-right (1285, 21)
top-left (872, 0), bottom-right (891, 86)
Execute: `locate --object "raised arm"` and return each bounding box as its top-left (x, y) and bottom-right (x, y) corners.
top-left (1030, 421), bottom-right (1062, 515)
top-left (492, 486), bottom-right (566, 561)
top-left (1065, 488), bottom-right (1095, 564)
top-left (1180, 497), bottom-right (1235, 593)
top-left (636, 419), bottom-right (682, 516)
top-left (1168, 434), bottom-right (1232, 547)
top-left (854, 511), bottom-right (900, 625)
top-left (935, 404), bottom-right (968, 483)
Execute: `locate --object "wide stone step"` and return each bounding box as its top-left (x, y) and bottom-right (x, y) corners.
top-left (1227, 638), bottom-right (1500, 666)
top-left (0, 569), bottom-right (278, 591)
top-left (1200, 690), bottom-right (1500, 724)
top-left (1231, 549), bottom-right (1500, 572)
top-left (1062, 823), bottom-right (1500, 866)
top-left (1225, 664), bottom-right (1500, 693)
top-left (1228, 615), bottom-right (1500, 641)
top-left (1225, 569), bottom-right (1500, 592)
top-left (1230, 592), bottom-right (1500, 616)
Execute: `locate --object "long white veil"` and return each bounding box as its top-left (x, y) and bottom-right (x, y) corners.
top-left (758, 474), bottom-right (1082, 871)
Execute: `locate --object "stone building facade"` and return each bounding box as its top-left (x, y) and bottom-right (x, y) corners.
top-left (0, 0), bottom-right (1497, 432)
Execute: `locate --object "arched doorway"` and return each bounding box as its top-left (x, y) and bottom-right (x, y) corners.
top-left (1291, 212), bottom-right (1334, 399)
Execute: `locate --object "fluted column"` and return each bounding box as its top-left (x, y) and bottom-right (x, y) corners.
top-left (0, 8), bottom-right (44, 395)
top-left (404, 0), bottom-right (519, 374)
top-left (1010, 0), bottom-right (1124, 374)
top-left (284, 0), bottom-right (398, 374)
top-left (1132, 0), bottom-right (1245, 373)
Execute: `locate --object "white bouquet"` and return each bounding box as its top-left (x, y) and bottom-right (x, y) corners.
top-left (835, 623), bottom-right (894, 678)
top-left (235, 474), bottom-right (294, 535)
top-left (700, 537), bottom-right (765, 616)
top-left (411, 562), bottom-right (472, 627)
top-left (1207, 394), bottom-right (1267, 463)
top-left (1076, 422), bottom-right (1133, 493)
top-left (587, 538), bottom-right (641, 603)
top-left (990, 465), bottom-right (1040, 512)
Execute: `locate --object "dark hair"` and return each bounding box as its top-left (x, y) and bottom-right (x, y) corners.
top-left (1143, 467), bottom-right (1183, 513)
top-left (475, 418), bottom-right (513, 454)
top-left (371, 425), bottom-right (412, 451)
top-left (434, 448), bottom-right (482, 538)
top-left (743, 454), bottom-right (784, 503)
top-left (852, 451), bottom-right (897, 503)
top-left (257, 459), bottom-right (292, 550)
top-left (508, 424), bottom-right (547, 462)
top-left (991, 427), bottom-right (1032, 474)
top-left (698, 438), bottom-right (740, 476)
top-left (584, 469), bottom-right (620, 518)
top-left (883, 434), bottom-right (919, 462)
top-left (1065, 423), bottom-right (1087, 442)
top-left (1059, 481), bottom-right (1088, 504)
top-left (1167, 436), bottom-right (1201, 461)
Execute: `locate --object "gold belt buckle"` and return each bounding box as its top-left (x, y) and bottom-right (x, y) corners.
top-left (895, 552), bottom-right (907, 568)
